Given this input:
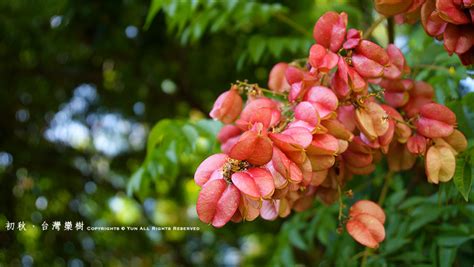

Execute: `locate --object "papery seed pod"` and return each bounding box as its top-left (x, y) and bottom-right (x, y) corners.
top-left (379, 120), bottom-right (395, 151)
top-left (337, 139), bottom-right (350, 154)
top-left (403, 81), bottom-right (434, 117)
top-left (332, 57), bottom-right (351, 98)
top-left (210, 87), bottom-right (243, 124)
top-left (304, 86), bottom-right (339, 119)
top-left (421, 0), bottom-right (447, 37)
top-left (229, 123), bottom-right (273, 166)
top-left (266, 160), bottom-right (289, 189)
top-left (337, 105), bottom-right (357, 132)
top-left (394, 0), bottom-right (426, 24)
top-left (236, 97), bottom-right (281, 129)
top-left (307, 154), bottom-right (336, 171)
top-left (194, 153), bottom-right (228, 187)
top-left (269, 127), bottom-right (312, 164)
top-left (230, 209), bottom-right (242, 223)
top-left (459, 47), bottom-right (474, 65)
top-left (407, 134), bottom-right (427, 154)
top-left (348, 67), bottom-right (368, 92)
top-left (288, 71), bottom-right (321, 102)
top-left (197, 179), bottom-right (240, 227)
top-left (383, 63), bottom-right (402, 81)
top-left (260, 199), bottom-right (279, 220)
top-left (309, 44), bottom-right (339, 72)
top-left (380, 79), bottom-right (412, 108)
top-left (313, 11), bottom-right (348, 52)
top-left (268, 62), bottom-right (291, 93)
top-left (307, 134), bottom-right (339, 155)
top-left (217, 125), bottom-right (241, 144)
top-left (436, 0), bottom-right (470, 24)
top-left (299, 156), bottom-right (314, 186)
top-left (317, 187), bottom-right (339, 205)
top-left (352, 54), bottom-right (385, 78)
top-left (443, 24), bottom-right (474, 55)
top-left (440, 129), bottom-right (468, 153)
top-left (355, 102), bottom-right (390, 140)
top-left (387, 141), bottom-right (417, 171)
top-left (381, 104), bottom-right (412, 143)
top-left (272, 186), bottom-right (289, 199)
top-left (221, 135), bottom-right (240, 155)
top-left (271, 147), bottom-right (303, 184)
top-left (238, 195), bottom-right (261, 221)
top-left (356, 40), bottom-right (390, 67)
top-left (278, 198), bottom-right (291, 218)
top-left (374, 0), bottom-right (413, 16)
top-left (425, 145), bottom-right (456, 184)
top-left (311, 169), bottom-right (328, 186)
top-left (333, 56), bottom-right (368, 97)
top-left (343, 137), bottom-right (374, 169)
top-left (294, 101), bottom-right (321, 130)
top-left (318, 166), bottom-right (344, 190)
top-left (343, 28), bottom-right (361, 49)
top-left (360, 105), bottom-right (396, 153)
top-left (218, 125), bottom-right (242, 154)
top-left (321, 119), bottom-right (354, 141)
top-left (231, 167), bottom-right (275, 200)
top-left (349, 200), bottom-right (386, 224)
top-left (285, 66), bottom-right (304, 85)
top-left (281, 126), bottom-right (314, 148)
top-left (347, 213), bottom-right (385, 248)
top-left (293, 195), bottom-right (315, 212)
top-left (343, 150), bottom-right (374, 168)
top-left (386, 44), bottom-right (409, 77)
top-left (415, 103), bottom-right (456, 138)
top-left (260, 199), bottom-right (291, 220)
top-left (352, 40), bottom-right (390, 78)
top-left (346, 163), bottom-right (376, 175)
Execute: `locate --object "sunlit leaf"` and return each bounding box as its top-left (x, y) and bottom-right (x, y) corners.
top-left (453, 156), bottom-right (472, 201)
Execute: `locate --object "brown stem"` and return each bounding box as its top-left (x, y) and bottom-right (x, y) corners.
top-left (337, 184), bottom-right (344, 222)
top-left (387, 17), bottom-right (395, 44)
top-left (235, 80), bottom-right (287, 97)
top-left (390, 116), bottom-right (417, 130)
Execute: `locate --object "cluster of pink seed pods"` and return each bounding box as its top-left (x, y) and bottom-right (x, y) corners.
top-left (194, 11), bottom-right (467, 248)
top-left (375, 0), bottom-right (474, 65)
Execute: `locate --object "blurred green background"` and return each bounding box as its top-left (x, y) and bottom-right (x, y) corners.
top-left (0, 0), bottom-right (473, 266)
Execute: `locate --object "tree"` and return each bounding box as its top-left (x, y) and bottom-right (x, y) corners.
top-left (0, 0), bottom-right (473, 266)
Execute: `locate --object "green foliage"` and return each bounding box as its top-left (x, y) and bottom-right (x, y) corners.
top-left (128, 118), bottom-right (221, 201)
top-left (144, 0), bottom-right (314, 68)
top-left (453, 150), bottom-right (473, 201)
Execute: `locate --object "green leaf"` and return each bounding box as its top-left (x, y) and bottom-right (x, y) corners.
top-left (438, 247), bottom-right (457, 267)
top-left (289, 227), bottom-right (308, 251)
top-left (127, 166), bottom-right (145, 196)
top-left (144, 0), bottom-right (164, 30)
top-left (437, 235), bottom-right (472, 247)
top-left (382, 238), bottom-right (410, 255)
top-left (267, 38), bottom-right (284, 58)
top-left (399, 197), bottom-right (427, 210)
top-left (146, 119), bottom-right (178, 160)
top-left (408, 205), bottom-right (443, 233)
top-left (453, 156), bottom-right (472, 201)
top-left (248, 36), bottom-right (266, 63)
top-left (386, 190), bottom-right (406, 207)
